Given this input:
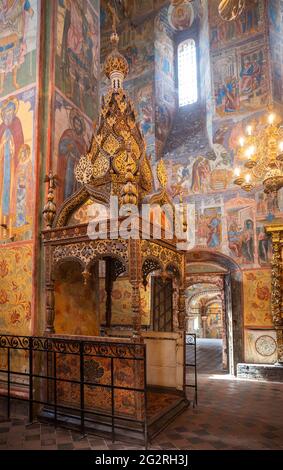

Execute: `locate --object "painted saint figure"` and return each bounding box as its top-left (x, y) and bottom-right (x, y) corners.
top-left (240, 53), bottom-right (263, 98)
top-left (207, 212), bottom-right (221, 248)
top-left (228, 221), bottom-right (242, 258)
top-left (258, 227), bottom-right (270, 264)
top-left (59, 0), bottom-right (98, 112)
top-left (191, 157), bottom-right (211, 193)
top-left (0, 97), bottom-right (24, 218)
top-left (57, 110), bottom-right (87, 204)
top-left (12, 143), bottom-right (33, 227)
top-left (242, 219), bottom-right (254, 263)
top-left (216, 76), bottom-right (239, 113)
top-left (0, 0), bottom-right (34, 93)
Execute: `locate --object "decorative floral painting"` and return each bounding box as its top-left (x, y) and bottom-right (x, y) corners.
top-left (243, 270), bottom-right (273, 327)
top-left (0, 242), bottom-right (32, 334)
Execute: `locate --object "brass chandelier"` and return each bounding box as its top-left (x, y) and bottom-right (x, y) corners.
top-left (233, 111), bottom-right (283, 194)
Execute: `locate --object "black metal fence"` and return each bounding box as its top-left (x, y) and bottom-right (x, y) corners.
top-left (0, 335), bottom-right (148, 447)
top-left (185, 333), bottom-right (198, 406)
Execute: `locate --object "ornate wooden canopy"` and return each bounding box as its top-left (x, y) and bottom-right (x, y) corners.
top-left (42, 25), bottom-right (186, 339)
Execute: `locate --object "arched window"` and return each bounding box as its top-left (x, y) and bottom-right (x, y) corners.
top-left (178, 38), bottom-right (198, 107)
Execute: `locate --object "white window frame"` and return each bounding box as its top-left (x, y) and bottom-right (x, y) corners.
top-left (178, 38), bottom-right (198, 107)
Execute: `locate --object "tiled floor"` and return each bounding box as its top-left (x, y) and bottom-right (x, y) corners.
top-left (0, 339), bottom-right (282, 450)
top-left (187, 338), bottom-right (224, 374)
top-left (0, 374), bottom-right (282, 450)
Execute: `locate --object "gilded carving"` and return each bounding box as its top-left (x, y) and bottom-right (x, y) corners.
top-left (53, 239), bottom-right (128, 268)
top-left (266, 225), bottom-right (283, 363)
top-left (42, 22), bottom-right (187, 341)
top-left (157, 159), bottom-right (168, 189)
top-left (92, 152), bottom-right (110, 179)
top-left (141, 241), bottom-right (182, 273)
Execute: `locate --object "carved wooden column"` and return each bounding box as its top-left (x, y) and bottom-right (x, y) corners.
top-left (266, 225), bottom-right (283, 364)
top-left (43, 173), bottom-right (57, 335)
top-left (178, 287), bottom-right (186, 330)
top-left (45, 283), bottom-right (55, 334)
top-left (178, 254), bottom-right (186, 331)
top-left (105, 259), bottom-right (114, 329)
top-left (45, 246), bottom-right (55, 334)
top-left (129, 239), bottom-right (142, 339)
top-left (172, 282), bottom-right (179, 331)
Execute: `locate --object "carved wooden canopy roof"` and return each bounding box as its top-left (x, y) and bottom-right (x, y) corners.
top-left (74, 27), bottom-right (154, 208)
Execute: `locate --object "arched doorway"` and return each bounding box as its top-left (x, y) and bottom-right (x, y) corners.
top-left (186, 250), bottom-right (243, 375)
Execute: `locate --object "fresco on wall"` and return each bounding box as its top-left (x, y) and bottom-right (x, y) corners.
top-left (209, 0), bottom-right (265, 49)
top-left (101, 16), bottom-right (155, 84)
top-left (125, 75), bottom-right (155, 157)
top-left (53, 91), bottom-right (93, 206)
top-left (0, 88), bottom-right (35, 242)
top-left (168, 0), bottom-right (195, 31)
top-left (155, 12), bottom-right (175, 159)
top-left (169, 151), bottom-right (232, 197)
top-left (0, 242), bottom-right (32, 334)
top-left (99, 277), bottom-right (151, 326)
top-left (0, 0), bottom-right (38, 98)
top-left (269, 0), bottom-right (283, 104)
top-left (55, 0), bottom-right (99, 120)
top-left (256, 222), bottom-right (272, 266)
top-left (243, 270), bottom-right (273, 327)
top-left (195, 206), bottom-right (222, 249)
top-left (225, 197), bottom-right (257, 265)
top-left (213, 39), bottom-right (268, 116)
top-left (54, 262), bottom-right (99, 336)
top-left (245, 329), bottom-right (277, 364)
top-left (101, 10), bottom-right (155, 156)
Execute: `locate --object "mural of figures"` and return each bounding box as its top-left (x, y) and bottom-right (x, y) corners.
top-left (241, 219), bottom-right (255, 264)
top-left (196, 207), bottom-right (222, 249)
top-left (213, 40), bottom-right (268, 116)
top-left (57, 109), bottom-right (87, 202)
top-left (13, 144), bottom-right (33, 227)
top-left (216, 76), bottom-right (239, 114)
top-left (131, 82), bottom-right (155, 152)
top-left (226, 198), bottom-right (257, 265)
top-left (206, 207), bottom-right (222, 248)
top-left (239, 48), bottom-right (268, 107)
top-left (168, 1), bottom-right (195, 31)
top-left (257, 225), bottom-right (272, 265)
top-left (56, 0), bottom-right (99, 120)
top-left (156, 104), bottom-right (172, 143)
top-left (0, 97), bottom-right (24, 219)
top-left (53, 91), bottom-right (93, 206)
top-left (0, 90), bottom-right (35, 242)
top-left (269, 0), bottom-right (283, 104)
top-left (228, 219), bottom-right (255, 263)
top-left (209, 0), bottom-right (264, 49)
top-left (155, 12), bottom-right (175, 159)
top-left (0, 0), bottom-right (38, 97)
top-left (191, 157), bottom-right (211, 193)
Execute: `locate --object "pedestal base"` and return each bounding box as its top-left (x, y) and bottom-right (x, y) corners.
top-left (237, 363), bottom-right (283, 382)
top-left (38, 388), bottom-right (189, 446)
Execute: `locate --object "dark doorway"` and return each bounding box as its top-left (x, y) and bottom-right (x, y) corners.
top-left (186, 250), bottom-right (243, 376)
top-left (151, 277), bottom-right (173, 332)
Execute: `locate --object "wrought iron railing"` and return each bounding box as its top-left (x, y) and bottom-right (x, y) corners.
top-left (185, 333), bottom-right (198, 406)
top-left (0, 334), bottom-right (148, 447)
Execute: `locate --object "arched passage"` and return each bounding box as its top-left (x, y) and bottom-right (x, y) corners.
top-left (186, 249), bottom-right (243, 375)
